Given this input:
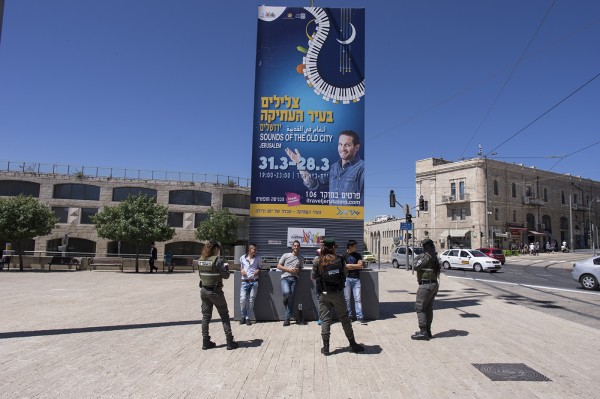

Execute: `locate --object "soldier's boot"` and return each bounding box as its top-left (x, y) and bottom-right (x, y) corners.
top-left (411, 328), bottom-right (430, 341)
top-left (321, 336), bottom-right (330, 356)
top-left (348, 338), bottom-right (364, 353)
top-left (226, 335), bottom-right (239, 350)
top-left (427, 326), bottom-right (433, 339)
top-left (202, 336), bottom-right (216, 350)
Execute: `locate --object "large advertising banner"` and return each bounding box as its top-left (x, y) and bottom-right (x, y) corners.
top-left (250, 6), bottom-right (365, 222)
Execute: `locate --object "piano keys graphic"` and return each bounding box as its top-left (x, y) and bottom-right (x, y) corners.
top-left (300, 7), bottom-right (365, 104)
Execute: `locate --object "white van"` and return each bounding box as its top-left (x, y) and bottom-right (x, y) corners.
top-left (391, 246), bottom-right (423, 269)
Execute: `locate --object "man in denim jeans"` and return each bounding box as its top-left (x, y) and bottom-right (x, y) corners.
top-left (239, 244), bottom-right (262, 326)
top-left (277, 240), bottom-right (304, 326)
top-left (342, 240), bottom-right (366, 325)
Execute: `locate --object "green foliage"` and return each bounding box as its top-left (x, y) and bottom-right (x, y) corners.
top-left (93, 194), bottom-right (174, 271)
top-left (0, 195), bottom-right (57, 270)
top-left (195, 207), bottom-right (238, 245)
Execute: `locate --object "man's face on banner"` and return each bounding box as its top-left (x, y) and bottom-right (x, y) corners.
top-left (338, 134), bottom-right (360, 163)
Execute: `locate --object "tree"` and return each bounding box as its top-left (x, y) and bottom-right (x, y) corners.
top-left (195, 207), bottom-right (238, 246)
top-left (93, 194), bottom-right (175, 272)
top-left (0, 195), bottom-right (57, 270)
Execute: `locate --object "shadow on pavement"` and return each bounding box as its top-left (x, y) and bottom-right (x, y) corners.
top-left (433, 329), bottom-right (469, 338)
top-left (0, 319), bottom-right (203, 340)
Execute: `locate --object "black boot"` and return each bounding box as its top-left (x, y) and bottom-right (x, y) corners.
top-left (348, 339), bottom-right (364, 353)
top-left (427, 327), bottom-right (433, 339)
top-left (321, 336), bottom-right (330, 356)
top-left (202, 336), bottom-right (216, 350)
top-left (226, 336), bottom-right (238, 350)
top-left (411, 328), bottom-right (430, 341)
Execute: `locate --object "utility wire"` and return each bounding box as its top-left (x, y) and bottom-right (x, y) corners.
top-left (548, 140), bottom-right (600, 171)
top-left (486, 71), bottom-right (600, 156)
top-left (459, 0), bottom-right (557, 159)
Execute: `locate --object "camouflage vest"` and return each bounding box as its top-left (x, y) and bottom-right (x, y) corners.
top-left (198, 256), bottom-right (221, 287)
top-left (414, 252), bottom-right (440, 281)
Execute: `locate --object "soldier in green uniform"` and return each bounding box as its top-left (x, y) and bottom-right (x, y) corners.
top-left (312, 238), bottom-right (364, 356)
top-left (198, 241), bottom-right (238, 350)
top-left (411, 238), bottom-right (441, 341)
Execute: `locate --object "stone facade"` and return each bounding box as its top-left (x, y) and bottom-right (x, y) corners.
top-left (0, 170), bottom-right (250, 259)
top-left (364, 157), bottom-right (600, 258)
top-left (414, 157), bottom-right (600, 251)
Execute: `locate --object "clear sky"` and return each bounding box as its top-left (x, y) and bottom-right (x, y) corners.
top-left (1, 0), bottom-right (599, 221)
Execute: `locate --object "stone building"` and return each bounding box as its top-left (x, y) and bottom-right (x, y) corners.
top-left (415, 157), bottom-right (600, 251)
top-left (0, 162), bottom-right (250, 261)
top-left (364, 157), bottom-right (600, 259)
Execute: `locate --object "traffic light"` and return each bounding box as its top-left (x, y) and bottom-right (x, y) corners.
top-left (406, 213), bottom-right (412, 223)
top-left (389, 190), bottom-right (396, 207)
top-left (418, 195), bottom-right (425, 211)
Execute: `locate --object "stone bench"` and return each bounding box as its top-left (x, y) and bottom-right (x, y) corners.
top-left (89, 257), bottom-right (124, 272)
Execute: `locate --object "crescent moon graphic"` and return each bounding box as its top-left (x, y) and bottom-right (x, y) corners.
top-left (337, 23), bottom-right (356, 45)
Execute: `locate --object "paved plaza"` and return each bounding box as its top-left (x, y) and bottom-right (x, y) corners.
top-left (1, 264), bottom-right (600, 398)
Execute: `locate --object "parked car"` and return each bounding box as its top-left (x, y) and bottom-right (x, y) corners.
top-left (476, 247), bottom-right (506, 265)
top-left (439, 249), bottom-right (502, 272)
top-left (571, 255), bottom-right (600, 290)
top-left (391, 246), bottom-right (424, 269)
top-left (362, 251), bottom-right (376, 265)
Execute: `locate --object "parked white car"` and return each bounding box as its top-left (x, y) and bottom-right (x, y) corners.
top-left (439, 249), bottom-right (502, 272)
top-left (571, 255), bottom-right (600, 290)
top-left (391, 246), bottom-right (423, 269)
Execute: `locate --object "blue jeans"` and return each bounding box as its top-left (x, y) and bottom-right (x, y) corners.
top-left (280, 276), bottom-right (298, 320)
top-left (240, 281), bottom-right (259, 320)
top-left (344, 277), bottom-right (363, 320)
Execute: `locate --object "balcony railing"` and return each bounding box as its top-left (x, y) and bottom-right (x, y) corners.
top-left (0, 160), bottom-right (251, 187)
top-left (523, 196), bottom-right (545, 206)
top-left (442, 193), bottom-right (470, 204)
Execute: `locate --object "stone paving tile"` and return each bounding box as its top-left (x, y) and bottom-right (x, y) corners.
top-left (1, 268), bottom-right (600, 398)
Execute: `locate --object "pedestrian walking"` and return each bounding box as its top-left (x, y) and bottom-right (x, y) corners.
top-left (198, 241), bottom-right (238, 350)
top-left (149, 242), bottom-right (158, 273)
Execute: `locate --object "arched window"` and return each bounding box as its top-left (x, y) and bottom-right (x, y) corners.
top-left (560, 217), bottom-right (569, 230)
top-left (526, 213), bottom-right (535, 230)
top-left (169, 190), bottom-right (212, 206)
top-left (0, 180), bottom-right (40, 197)
top-left (53, 184), bottom-right (100, 200)
top-left (112, 187), bottom-right (157, 202)
top-left (542, 215), bottom-right (551, 232)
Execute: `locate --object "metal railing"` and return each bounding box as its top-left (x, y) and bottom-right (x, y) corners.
top-left (0, 160), bottom-right (251, 187)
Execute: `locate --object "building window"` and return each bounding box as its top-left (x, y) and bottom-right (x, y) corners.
top-left (450, 182), bottom-right (456, 198)
top-left (112, 187), bottom-right (157, 202)
top-left (167, 212), bottom-right (184, 228)
top-left (494, 208), bottom-right (499, 221)
top-left (512, 183), bottom-right (517, 198)
top-left (459, 181), bottom-right (465, 200)
top-left (52, 207), bottom-right (69, 223)
top-left (0, 180), bottom-right (40, 197)
top-left (423, 200), bottom-right (429, 212)
top-left (560, 217), bottom-right (568, 229)
top-left (168, 190), bottom-right (212, 206)
top-left (460, 208), bottom-right (467, 220)
top-left (512, 210), bottom-right (517, 222)
top-left (493, 180), bottom-right (499, 196)
top-left (525, 186), bottom-right (532, 197)
top-left (194, 213), bottom-right (208, 227)
top-left (543, 188), bottom-right (548, 202)
top-left (451, 209), bottom-right (457, 221)
top-left (222, 194), bottom-right (250, 209)
top-left (573, 194), bottom-right (578, 204)
top-left (80, 208), bottom-right (98, 224)
top-left (561, 191), bottom-right (565, 204)
top-left (53, 183), bottom-right (100, 201)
